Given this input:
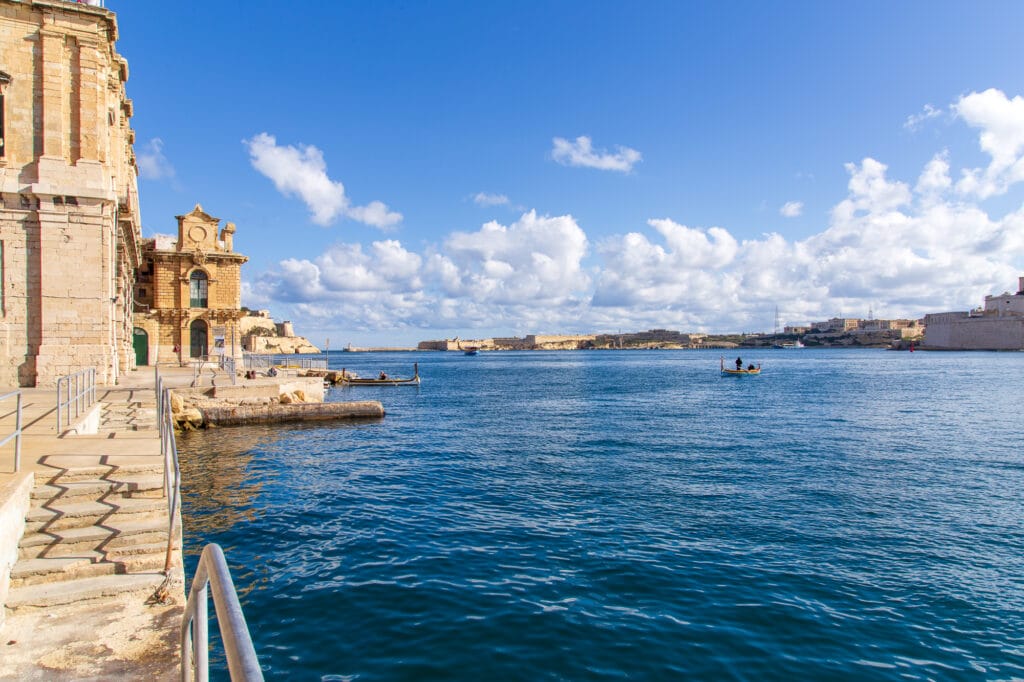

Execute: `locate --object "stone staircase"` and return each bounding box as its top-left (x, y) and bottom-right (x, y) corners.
top-left (98, 389), bottom-right (158, 434)
top-left (5, 461), bottom-right (179, 614)
top-left (5, 387), bottom-right (172, 612)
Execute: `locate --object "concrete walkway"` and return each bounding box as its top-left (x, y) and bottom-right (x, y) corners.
top-left (0, 365), bottom-right (200, 681)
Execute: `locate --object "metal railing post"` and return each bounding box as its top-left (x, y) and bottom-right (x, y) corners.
top-left (1, 391), bottom-right (24, 473)
top-left (181, 544), bottom-right (263, 682)
top-left (14, 393), bottom-right (21, 471)
top-left (56, 377), bottom-right (64, 431)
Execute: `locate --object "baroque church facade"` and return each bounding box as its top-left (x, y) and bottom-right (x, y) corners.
top-left (133, 205), bottom-right (247, 366)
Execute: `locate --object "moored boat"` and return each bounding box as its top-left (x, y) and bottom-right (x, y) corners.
top-left (339, 363), bottom-right (421, 386)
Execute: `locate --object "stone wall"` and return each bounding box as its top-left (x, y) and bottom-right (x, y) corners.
top-left (924, 316), bottom-right (1024, 350)
top-left (0, 472), bottom-right (33, 629)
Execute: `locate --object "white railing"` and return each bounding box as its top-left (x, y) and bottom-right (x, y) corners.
top-left (0, 390), bottom-right (23, 472)
top-left (181, 544), bottom-right (263, 681)
top-left (56, 367), bottom-right (97, 431)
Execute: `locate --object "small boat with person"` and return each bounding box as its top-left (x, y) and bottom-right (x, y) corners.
top-left (721, 356), bottom-right (762, 376)
top-left (339, 363), bottom-right (421, 386)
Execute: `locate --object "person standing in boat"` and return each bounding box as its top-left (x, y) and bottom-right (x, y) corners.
top-left (735, 357), bottom-right (743, 370)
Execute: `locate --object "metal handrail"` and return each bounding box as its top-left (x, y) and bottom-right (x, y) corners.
top-left (181, 544), bottom-right (263, 682)
top-left (190, 356), bottom-right (238, 387)
top-left (242, 354), bottom-right (327, 371)
top-left (219, 356), bottom-right (238, 385)
top-left (154, 371), bottom-right (261, 680)
top-left (0, 390), bottom-right (23, 472)
top-left (155, 368), bottom-right (181, 573)
top-left (56, 367), bottom-right (97, 431)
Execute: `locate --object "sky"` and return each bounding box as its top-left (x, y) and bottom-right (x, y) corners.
top-left (113, 1), bottom-right (1024, 346)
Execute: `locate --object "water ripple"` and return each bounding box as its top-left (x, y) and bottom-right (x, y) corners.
top-left (180, 350), bottom-right (1024, 680)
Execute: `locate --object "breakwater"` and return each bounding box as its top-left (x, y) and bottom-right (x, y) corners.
top-left (201, 400), bottom-right (384, 426)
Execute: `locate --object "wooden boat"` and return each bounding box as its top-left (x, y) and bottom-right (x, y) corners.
top-left (720, 357), bottom-right (762, 375)
top-left (339, 363), bottom-right (420, 386)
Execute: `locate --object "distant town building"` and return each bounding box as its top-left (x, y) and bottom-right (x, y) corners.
top-left (924, 277), bottom-right (1024, 350)
top-left (133, 205), bottom-right (248, 364)
top-left (0, 1), bottom-right (140, 386)
top-left (811, 318), bottom-right (861, 333)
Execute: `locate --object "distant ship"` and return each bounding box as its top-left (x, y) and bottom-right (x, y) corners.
top-left (772, 339), bottom-right (805, 349)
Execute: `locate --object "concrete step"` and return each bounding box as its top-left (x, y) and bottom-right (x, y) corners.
top-left (18, 517), bottom-right (175, 560)
top-left (25, 496), bottom-right (167, 533)
top-left (38, 462), bottom-right (165, 484)
top-left (31, 475), bottom-right (166, 502)
top-left (5, 571), bottom-right (169, 612)
top-left (10, 549), bottom-right (171, 588)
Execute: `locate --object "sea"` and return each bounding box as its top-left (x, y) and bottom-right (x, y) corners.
top-left (177, 348), bottom-right (1024, 681)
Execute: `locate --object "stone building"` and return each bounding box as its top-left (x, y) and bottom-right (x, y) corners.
top-left (923, 277), bottom-right (1024, 350)
top-left (0, 0), bottom-right (141, 386)
top-left (133, 205), bottom-right (247, 365)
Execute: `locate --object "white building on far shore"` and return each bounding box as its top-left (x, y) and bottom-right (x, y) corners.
top-left (923, 277), bottom-right (1024, 350)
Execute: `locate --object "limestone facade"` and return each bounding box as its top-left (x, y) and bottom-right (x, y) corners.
top-left (0, 0), bottom-right (140, 387)
top-left (133, 205), bottom-right (247, 365)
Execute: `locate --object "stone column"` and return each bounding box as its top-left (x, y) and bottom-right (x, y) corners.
top-left (39, 30), bottom-right (66, 160)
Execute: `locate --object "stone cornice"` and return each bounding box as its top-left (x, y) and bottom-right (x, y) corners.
top-left (147, 250), bottom-right (248, 264)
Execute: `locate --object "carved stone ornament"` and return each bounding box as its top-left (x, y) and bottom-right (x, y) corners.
top-left (192, 250), bottom-right (207, 266)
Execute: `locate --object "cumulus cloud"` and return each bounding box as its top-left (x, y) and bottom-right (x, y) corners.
top-left (244, 133), bottom-right (402, 228)
top-left (551, 135), bottom-right (642, 173)
top-left (250, 211), bottom-right (590, 331)
top-left (248, 89), bottom-right (1024, 336)
top-left (137, 138), bottom-right (175, 181)
top-left (954, 89), bottom-right (1024, 198)
top-left (472, 192), bottom-right (510, 207)
top-left (780, 201), bottom-right (803, 218)
top-left (904, 104), bottom-right (943, 131)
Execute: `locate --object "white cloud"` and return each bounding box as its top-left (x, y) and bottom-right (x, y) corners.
top-left (472, 192), bottom-right (510, 207)
top-left (551, 135), bottom-right (641, 173)
top-left (244, 133), bottom-right (402, 228)
top-left (904, 103), bottom-right (942, 131)
top-left (250, 211), bottom-right (590, 331)
top-left (780, 201), bottom-right (803, 218)
top-left (137, 138), bottom-right (175, 180)
top-left (954, 89), bottom-right (1024, 198)
top-left (248, 89), bottom-right (1024, 336)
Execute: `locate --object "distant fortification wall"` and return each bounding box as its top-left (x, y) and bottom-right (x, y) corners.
top-left (924, 314), bottom-right (1024, 350)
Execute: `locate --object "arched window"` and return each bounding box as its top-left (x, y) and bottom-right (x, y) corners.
top-left (189, 270), bottom-right (208, 308)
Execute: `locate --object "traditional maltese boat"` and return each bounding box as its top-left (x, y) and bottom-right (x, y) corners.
top-left (721, 357), bottom-right (762, 375)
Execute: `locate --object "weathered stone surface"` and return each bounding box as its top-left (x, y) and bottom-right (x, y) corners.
top-left (0, 1), bottom-right (141, 387)
top-left (202, 401), bottom-right (384, 426)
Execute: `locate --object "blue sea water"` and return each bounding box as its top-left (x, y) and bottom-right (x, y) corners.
top-left (178, 349), bottom-right (1024, 681)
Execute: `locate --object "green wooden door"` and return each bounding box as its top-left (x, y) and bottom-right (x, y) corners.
top-left (133, 327), bottom-right (149, 366)
top-left (190, 320), bottom-right (208, 358)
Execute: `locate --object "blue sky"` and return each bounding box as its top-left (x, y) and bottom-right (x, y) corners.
top-left (115, 1), bottom-right (1024, 345)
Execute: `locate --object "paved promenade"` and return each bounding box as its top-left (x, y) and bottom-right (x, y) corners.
top-left (0, 366), bottom-right (197, 681)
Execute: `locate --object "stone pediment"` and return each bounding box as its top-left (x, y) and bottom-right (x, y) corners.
top-left (176, 203), bottom-right (222, 252)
